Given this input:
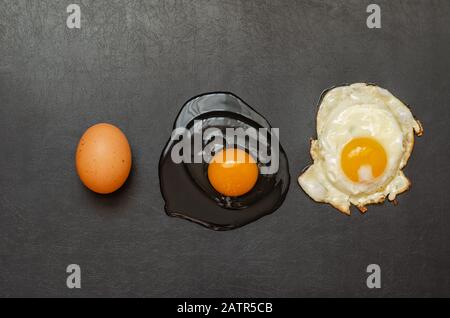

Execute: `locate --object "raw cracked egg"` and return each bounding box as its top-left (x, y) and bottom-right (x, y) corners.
top-left (159, 92), bottom-right (290, 230)
top-left (76, 123), bottom-right (132, 194)
top-left (298, 83), bottom-right (423, 214)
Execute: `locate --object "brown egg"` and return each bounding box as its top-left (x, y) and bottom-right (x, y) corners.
top-left (76, 123), bottom-right (132, 194)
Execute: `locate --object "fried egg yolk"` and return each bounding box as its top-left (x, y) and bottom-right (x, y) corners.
top-left (341, 137), bottom-right (387, 183)
top-left (208, 148), bottom-right (259, 197)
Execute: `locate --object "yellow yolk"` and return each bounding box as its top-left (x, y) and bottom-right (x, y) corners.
top-left (208, 148), bottom-right (259, 197)
top-left (341, 137), bottom-right (387, 183)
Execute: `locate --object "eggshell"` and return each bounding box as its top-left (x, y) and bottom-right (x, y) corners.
top-left (76, 123), bottom-right (132, 194)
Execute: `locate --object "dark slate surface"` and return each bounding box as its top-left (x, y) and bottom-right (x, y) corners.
top-left (0, 0), bottom-right (449, 297)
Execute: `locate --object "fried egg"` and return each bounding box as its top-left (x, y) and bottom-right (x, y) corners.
top-left (298, 83), bottom-right (423, 214)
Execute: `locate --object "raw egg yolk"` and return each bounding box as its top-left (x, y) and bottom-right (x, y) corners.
top-left (341, 137), bottom-right (387, 183)
top-left (208, 148), bottom-right (259, 197)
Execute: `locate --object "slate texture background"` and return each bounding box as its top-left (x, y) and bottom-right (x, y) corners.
top-left (0, 0), bottom-right (449, 297)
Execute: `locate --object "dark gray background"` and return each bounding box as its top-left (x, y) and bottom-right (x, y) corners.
top-left (0, 0), bottom-right (449, 297)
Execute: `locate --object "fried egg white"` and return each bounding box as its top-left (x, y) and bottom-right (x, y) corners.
top-left (298, 83), bottom-right (423, 214)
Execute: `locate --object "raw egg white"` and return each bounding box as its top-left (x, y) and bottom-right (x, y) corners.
top-left (76, 123), bottom-right (132, 194)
